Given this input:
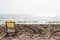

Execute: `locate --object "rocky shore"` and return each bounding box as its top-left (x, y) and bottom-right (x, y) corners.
top-left (0, 24), bottom-right (60, 40)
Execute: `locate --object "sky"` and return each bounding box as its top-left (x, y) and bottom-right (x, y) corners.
top-left (0, 0), bottom-right (60, 16)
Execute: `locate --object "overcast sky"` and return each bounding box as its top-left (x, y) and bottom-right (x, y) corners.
top-left (0, 0), bottom-right (60, 16)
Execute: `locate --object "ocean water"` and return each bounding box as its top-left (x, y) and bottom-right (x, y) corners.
top-left (0, 14), bottom-right (60, 24)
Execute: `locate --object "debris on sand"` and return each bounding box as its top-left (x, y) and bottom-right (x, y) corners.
top-left (0, 24), bottom-right (60, 40)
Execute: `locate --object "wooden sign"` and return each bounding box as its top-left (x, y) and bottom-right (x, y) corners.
top-left (6, 22), bottom-right (15, 28)
top-left (5, 21), bottom-right (16, 36)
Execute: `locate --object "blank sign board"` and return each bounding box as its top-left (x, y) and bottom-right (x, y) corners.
top-left (6, 22), bottom-right (15, 28)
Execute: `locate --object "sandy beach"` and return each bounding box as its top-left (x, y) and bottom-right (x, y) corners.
top-left (0, 24), bottom-right (60, 40)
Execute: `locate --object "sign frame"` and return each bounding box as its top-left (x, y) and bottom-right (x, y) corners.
top-left (5, 21), bottom-right (16, 36)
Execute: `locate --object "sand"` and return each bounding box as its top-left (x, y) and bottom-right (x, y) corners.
top-left (0, 24), bottom-right (60, 40)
